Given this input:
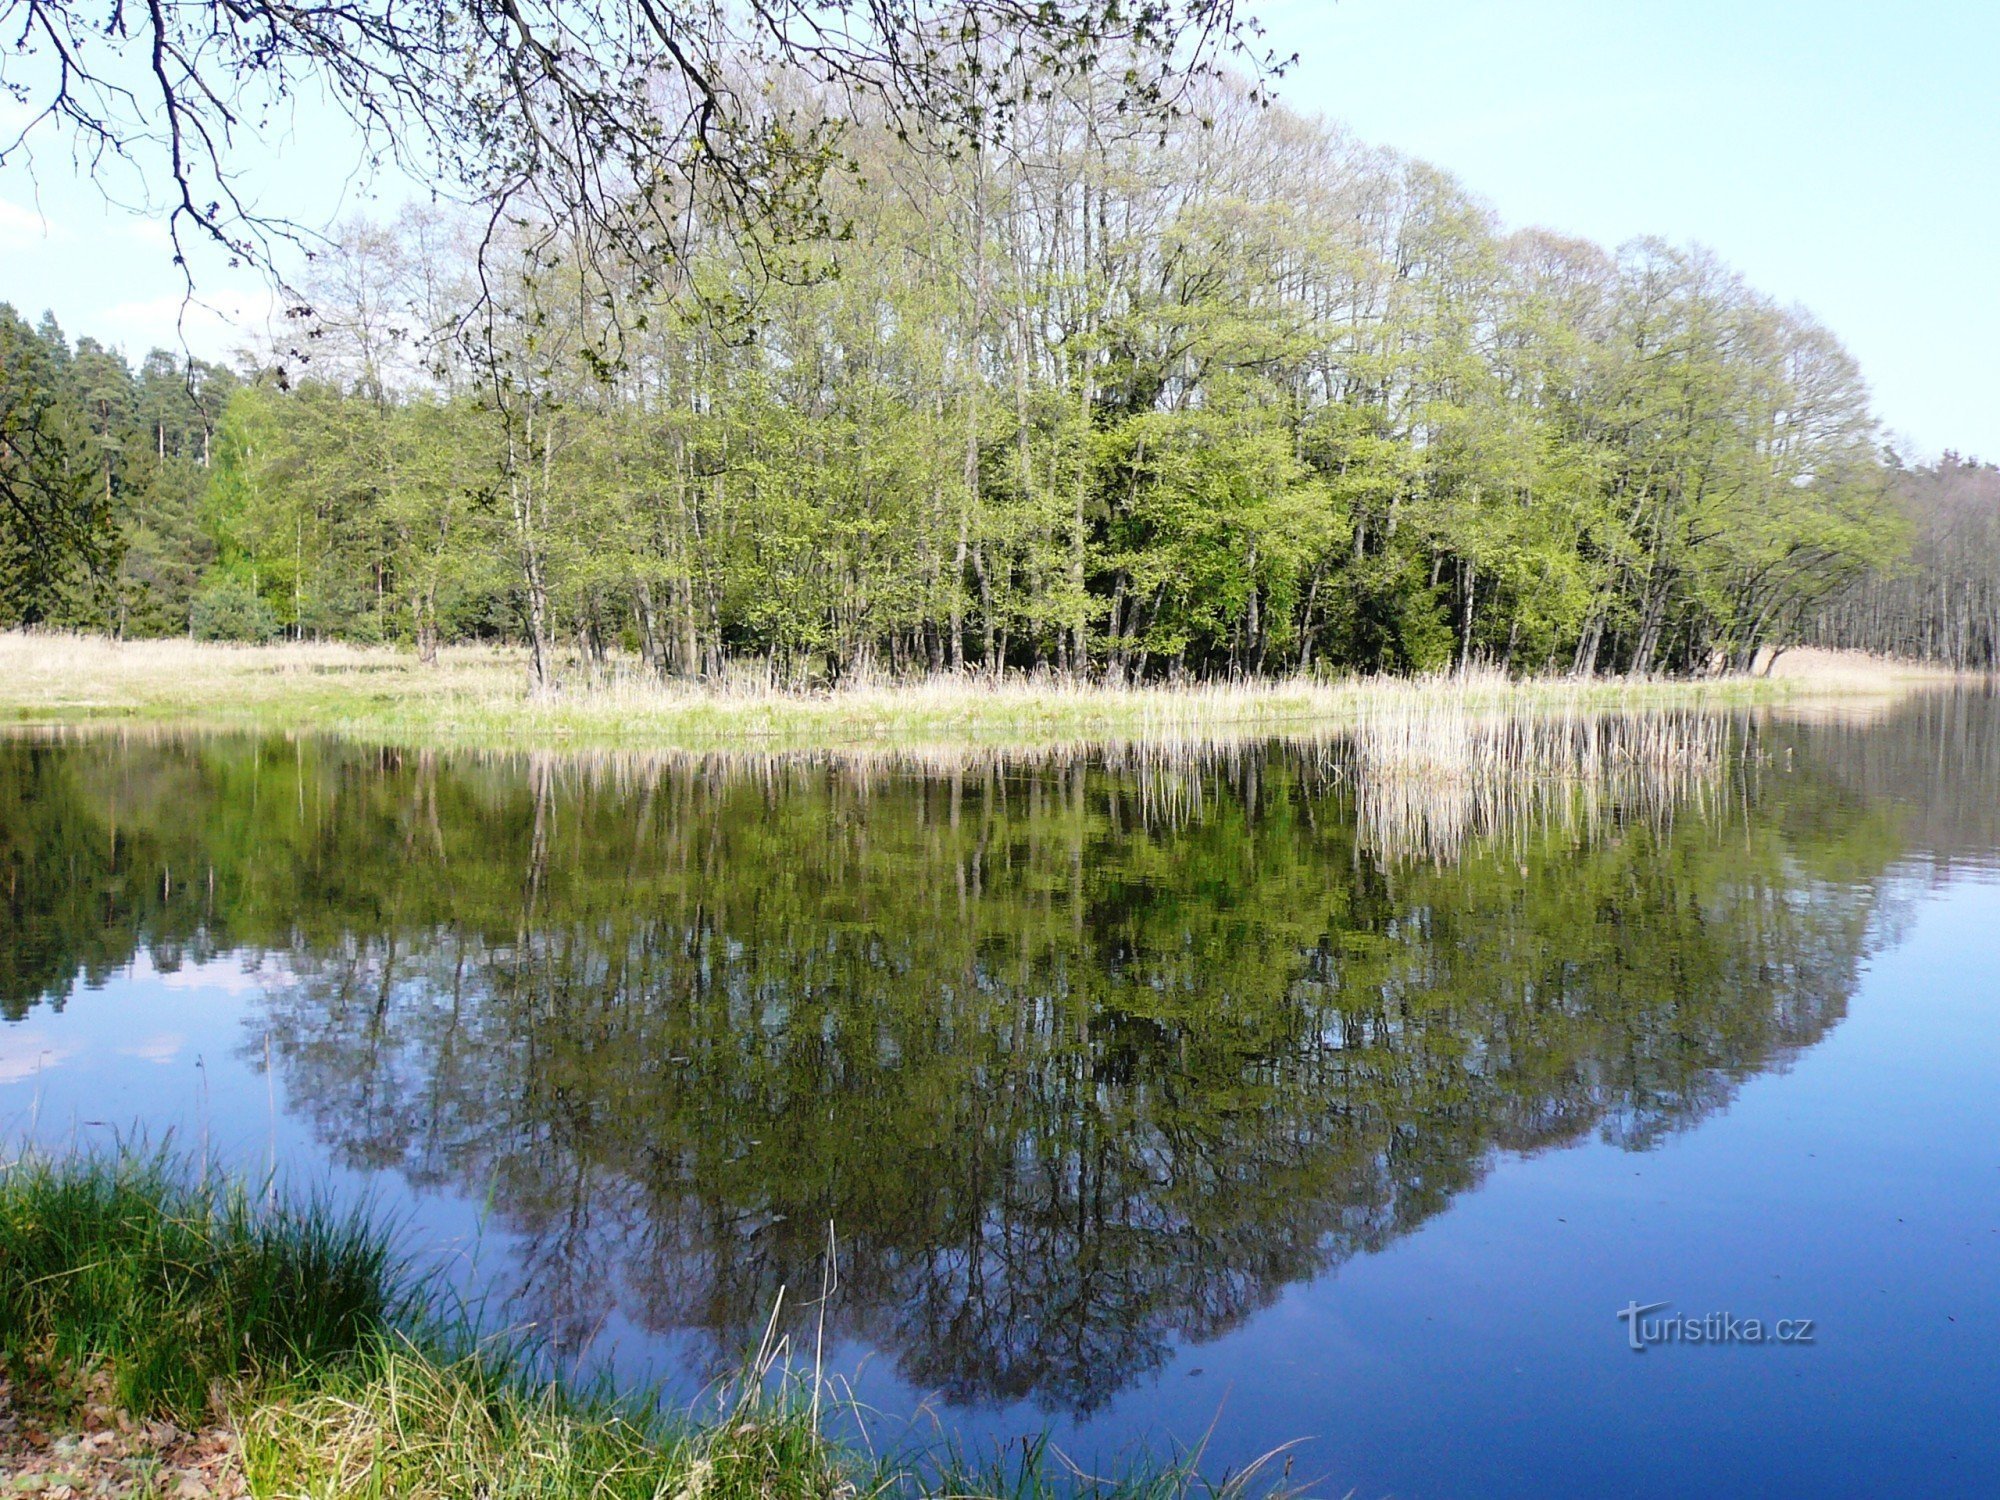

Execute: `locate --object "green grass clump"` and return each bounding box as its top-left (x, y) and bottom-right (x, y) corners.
top-left (237, 1340), bottom-right (852, 1500)
top-left (0, 1146), bottom-right (394, 1420)
top-left (1, 1147), bottom-right (1301, 1499)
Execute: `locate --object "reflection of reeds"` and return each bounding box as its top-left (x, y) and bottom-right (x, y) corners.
top-left (1350, 701), bottom-right (1734, 864)
top-left (15, 691), bottom-right (1744, 873)
top-left (0, 634), bottom-right (1899, 865)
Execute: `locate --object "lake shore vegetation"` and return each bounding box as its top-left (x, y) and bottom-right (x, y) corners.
top-left (2, 632), bottom-right (1963, 755)
top-left (0, 1147), bottom-right (1291, 1500)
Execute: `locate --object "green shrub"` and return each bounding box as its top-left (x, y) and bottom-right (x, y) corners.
top-left (191, 569), bottom-right (281, 642)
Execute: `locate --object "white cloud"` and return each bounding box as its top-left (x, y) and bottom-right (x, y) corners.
top-left (122, 216), bottom-right (176, 250)
top-left (97, 287), bottom-right (281, 361)
top-left (0, 196), bottom-right (61, 251)
top-left (0, 1030), bottom-right (75, 1086)
top-left (117, 1031), bottom-right (187, 1065)
top-left (150, 955), bottom-right (279, 997)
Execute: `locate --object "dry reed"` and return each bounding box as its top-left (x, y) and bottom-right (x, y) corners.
top-left (1, 631), bottom-right (1808, 755)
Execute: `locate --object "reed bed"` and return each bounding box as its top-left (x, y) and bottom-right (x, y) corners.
top-left (0, 630), bottom-right (1800, 755)
top-left (0, 1147), bottom-right (1306, 1499)
top-left (1761, 645), bottom-right (1978, 691)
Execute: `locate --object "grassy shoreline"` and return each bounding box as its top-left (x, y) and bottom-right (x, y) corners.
top-left (0, 633), bottom-right (1959, 757)
top-left (0, 1149), bottom-right (1281, 1499)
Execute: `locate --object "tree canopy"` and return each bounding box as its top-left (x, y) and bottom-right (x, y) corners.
top-left (1810, 454), bottom-right (2000, 670)
top-left (1, 0), bottom-right (1278, 291)
top-left (3, 1), bottom-right (1956, 683)
top-left (0, 63), bottom-right (1909, 681)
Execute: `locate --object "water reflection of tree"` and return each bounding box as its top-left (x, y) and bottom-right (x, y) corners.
top-left (161, 743), bottom-right (1880, 1413)
top-left (0, 724), bottom-right (1939, 1410)
top-left (1773, 687), bottom-right (2000, 876)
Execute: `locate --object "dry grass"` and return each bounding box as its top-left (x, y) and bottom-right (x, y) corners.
top-left (1754, 647), bottom-right (1984, 725)
top-left (0, 631), bottom-right (1832, 755)
top-left (1760, 645), bottom-right (1978, 691)
top-left (5, 631), bottom-right (1948, 865)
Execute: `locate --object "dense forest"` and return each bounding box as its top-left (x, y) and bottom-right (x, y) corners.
top-left (0, 308), bottom-right (238, 638)
top-left (0, 74), bottom-right (1984, 680)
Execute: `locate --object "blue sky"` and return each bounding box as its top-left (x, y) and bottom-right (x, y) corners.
top-left (3, 0), bottom-right (1994, 457)
top-left (1270, 0), bottom-right (1998, 459)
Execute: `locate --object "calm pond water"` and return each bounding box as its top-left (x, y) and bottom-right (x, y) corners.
top-left (3, 695), bottom-right (1999, 1497)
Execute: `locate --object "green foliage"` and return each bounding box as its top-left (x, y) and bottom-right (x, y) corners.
top-left (0, 306), bottom-right (121, 626)
top-left (1313, 550), bottom-right (1452, 672)
top-left (1100, 397), bottom-right (1333, 671)
top-left (1, 76), bottom-right (1909, 679)
top-left (192, 567), bottom-right (282, 642)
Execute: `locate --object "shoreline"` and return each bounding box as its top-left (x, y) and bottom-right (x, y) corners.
top-left (0, 1149), bottom-right (1281, 1500)
top-left (0, 634), bottom-right (1968, 757)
